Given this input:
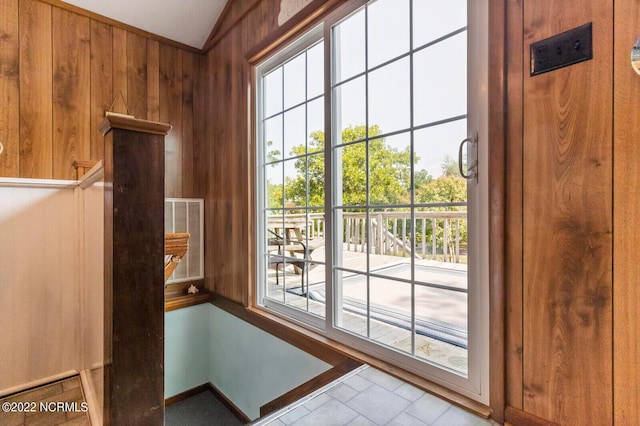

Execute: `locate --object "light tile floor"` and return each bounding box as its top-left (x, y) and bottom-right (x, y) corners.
top-left (255, 366), bottom-right (497, 426)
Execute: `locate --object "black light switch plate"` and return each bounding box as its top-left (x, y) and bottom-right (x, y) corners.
top-left (530, 23), bottom-right (593, 76)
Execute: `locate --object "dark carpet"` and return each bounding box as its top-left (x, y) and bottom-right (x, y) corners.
top-left (165, 391), bottom-right (244, 426)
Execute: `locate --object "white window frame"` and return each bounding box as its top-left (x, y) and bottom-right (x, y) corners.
top-left (255, 25), bottom-right (327, 330)
top-left (255, 0), bottom-right (489, 404)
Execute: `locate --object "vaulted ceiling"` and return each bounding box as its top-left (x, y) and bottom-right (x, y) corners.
top-left (60, 0), bottom-right (229, 49)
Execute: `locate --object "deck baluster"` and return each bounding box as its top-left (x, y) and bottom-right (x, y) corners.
top-left (432, 219), bottom-right (437, 260)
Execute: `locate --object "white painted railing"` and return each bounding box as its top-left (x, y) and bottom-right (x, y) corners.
top-left (270, 209), bottom-right (468, 263)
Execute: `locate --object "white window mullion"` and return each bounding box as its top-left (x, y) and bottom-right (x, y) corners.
top-left (255, 0), bottom-right (489, 405)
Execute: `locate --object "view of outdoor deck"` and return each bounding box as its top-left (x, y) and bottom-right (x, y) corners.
top-left (265, 209), bottom-right (469, 376)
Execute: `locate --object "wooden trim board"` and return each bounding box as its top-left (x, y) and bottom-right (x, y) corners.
top-left (164, 383), bottom-right (250, 423)
top-left (505, 406), bottom-right (560, 426)
top-left (99, 113), bottom-right (172, 136)
top-left (260, 358), bottom-right (362, 416)
top-left (165, 289), bottom-right (211, 312)
top-left (210, 295), bottom-right (350, 366)
top-left (0, 371), bottom-right (79, 399)
top-left (206, 382), bottom-right (251, 424)
top-left (164, 384), bottom-right (208, 407)
top-left (210, 296), bottom-right (491, 419)
top-left (487, 0), bottom-right (507, 423)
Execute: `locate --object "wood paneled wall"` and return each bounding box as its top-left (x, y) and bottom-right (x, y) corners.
top-left (505, 0), bottom-right (640, 424)
top-left (504, 0), bottom-right (525, 413)
top-left (613, 0), bottom-right (640, 424)
top-left (200, 0), bottom-right (314, 302)
top-left (0, 0), bottom-right (204, 198)
top-left (523, 1), bottom-right (613, 423)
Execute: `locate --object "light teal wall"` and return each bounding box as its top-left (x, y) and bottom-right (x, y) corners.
top-left (165, 303), bottom-right (210, 398)
top-left (164, 303), bottom-right (332, 420)
top-left (208, 304), bottom-right (332, 420)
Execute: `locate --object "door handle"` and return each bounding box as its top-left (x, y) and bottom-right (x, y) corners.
top-left (458, 135), bottom-right (478, 180)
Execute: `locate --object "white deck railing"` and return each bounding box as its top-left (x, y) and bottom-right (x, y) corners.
top-left (270, 209), bottom-right (468, 263)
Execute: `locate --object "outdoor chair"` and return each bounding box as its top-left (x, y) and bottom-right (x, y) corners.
top-left (267, 229), bottom-right (308, 292)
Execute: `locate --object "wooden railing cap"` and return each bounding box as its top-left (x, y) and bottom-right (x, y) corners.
top-left (99, 112), bottom-right (172, 136)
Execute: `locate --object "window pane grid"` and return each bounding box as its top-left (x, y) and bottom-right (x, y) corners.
top-left (258, 35), bottom-right (326, 319)
top-left (408, 0), bottom-right (416, 358)
top-left (413, 26), bottom-right (467, 55)
top-left (262, 93), bottom-right (324, 122)
top-left (258, 0), bottom-right (475, 386)
top-left (330, 120), bottom-right (462, 157)
top-left (331, 115), bottom-right (468, 151)
top-left (330, 0), bottom-right (468, 372)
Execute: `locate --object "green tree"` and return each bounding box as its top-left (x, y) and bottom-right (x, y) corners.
top-left (440, 154), bottom-right (460, 177)
top-left (285, 125), bottom-right (413, 207)
top-left (416, 175), bottom-right (466, 204)
top-left (265, 124), bottom-right (469, 262)
top-left (414, 169), bottom-right (433, 189)
top-left (266, 178), bottom-right (283, 209)
top-left (416, 154), bottom-right (467, 204)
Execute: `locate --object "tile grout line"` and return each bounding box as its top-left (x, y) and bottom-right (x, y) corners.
top-left (248, 364), bottom-right (371, 426)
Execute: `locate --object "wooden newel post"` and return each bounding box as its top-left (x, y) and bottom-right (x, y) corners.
top-left (100, 114), bottom-right (171, 426)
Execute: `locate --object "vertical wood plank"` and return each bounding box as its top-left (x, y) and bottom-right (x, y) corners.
top-left (146, 39), bottom-right (160, 122)
top-left (613, 0), bottom-right (640, 423)
top-left (522, 1), bottom-right (613, 424)
top-left (244, 9), bottom-right (261, 307)
top-left (181, 51), bottom-right (194, 198)
top-left (159, 44), bottom-right (182, 198)
top-left (206, 42), bottom-right (222, 295)
top-left (201, 0), bottom-right (284, 301)
top-left (90, 19), bottom-right (112, 161)
top-left (266, 0), bottom-right (281, 38)
top-left (126, 31), bottom-right (146, 119)
top-left (488, 0), bottom-right (507, 421)
top-left (505, 0), bottom-right (524, 411)
top-left (240, 24), bottom-right (248, 302)
top-left (0, 0), bottom-right (20, 177)
top-left (222, 32), bottom-right (239, 300)
top-left (19, 0), bottom-right (52, 178)
top-left (112, 27), bottom-right (127, 114)
top-left (52, 8), bottom-right (90, 180)
top-left (221, 32), bottom-right (235, 300)
top-left (192, 54), bottom-right (207, 198)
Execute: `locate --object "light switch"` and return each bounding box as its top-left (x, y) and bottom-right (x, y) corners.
top-left (530, 23), bottom-right (593, 76)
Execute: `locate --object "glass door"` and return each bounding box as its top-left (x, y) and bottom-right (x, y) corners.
top-left (255, 0), bottom-right (488, 404)
top-left (327, 0), bottom-right (488, 403)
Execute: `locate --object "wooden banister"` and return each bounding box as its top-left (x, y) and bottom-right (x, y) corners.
top-left (72, 160), bottom-right (99, 180)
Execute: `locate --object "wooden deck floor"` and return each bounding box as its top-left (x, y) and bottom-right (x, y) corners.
top-left (266, 248), bottom-right (469, 375)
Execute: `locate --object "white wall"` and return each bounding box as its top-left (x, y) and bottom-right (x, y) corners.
top-left (164, 303), bottom-right (333, 420)
top-left (81, 177), bottom-right (104, 373)
top-left (78, 174), bottom-right (105, 424)
top-left (0, 181), bottom-right (81, 394)
top-left (0, 173), bottom-right (105, 399)
top-left (208, 304), bottom-right (332, 420)
top-left (165, 303), bottom-right (210, 398)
